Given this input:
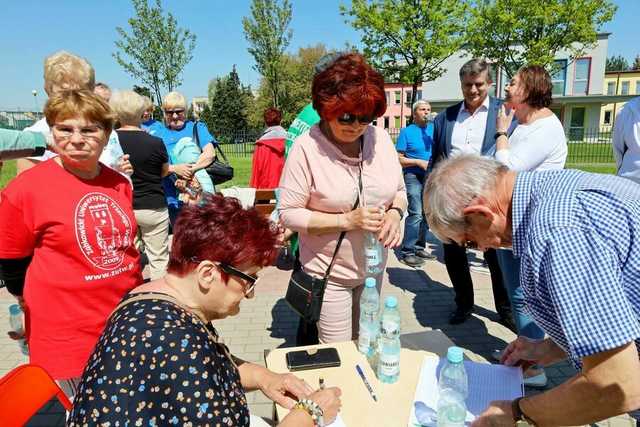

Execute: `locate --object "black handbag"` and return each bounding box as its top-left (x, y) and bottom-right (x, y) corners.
top-left (284, 138), bottom-right (363, 323)
top-left (193, 121), bottom-right (234, 185)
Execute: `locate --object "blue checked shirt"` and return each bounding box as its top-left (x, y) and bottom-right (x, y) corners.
top-left (512, 169), bottom-right (640, 370)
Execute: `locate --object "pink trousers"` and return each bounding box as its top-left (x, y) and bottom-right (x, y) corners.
top-left (317, 275), bottom-right (382, 343)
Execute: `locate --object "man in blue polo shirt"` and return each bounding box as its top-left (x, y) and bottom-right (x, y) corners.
top-left (396, 99), bottom-right (435, 267)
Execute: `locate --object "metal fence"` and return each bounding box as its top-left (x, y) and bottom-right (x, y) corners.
top-left (0, 111), bottom-right (44, 130)
top-left (0, 110), bottom-right (617, 165)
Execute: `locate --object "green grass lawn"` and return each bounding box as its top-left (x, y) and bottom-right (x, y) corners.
top-left (0, 154), bottom-right (616, 191)
top-left (0, 157), bottom-right (253, 190)
top-left (0, 160), bottom-right (16, 189)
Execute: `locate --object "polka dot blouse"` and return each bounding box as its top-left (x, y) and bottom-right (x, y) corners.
top-left (68, 292), bottom-right (250, 426)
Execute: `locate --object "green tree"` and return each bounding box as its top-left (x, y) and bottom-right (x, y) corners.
top-left (606, 55), bottom-right (630, 72)
top-left (466, 0), bottom-right (616, 78)
top-left (632, 55), bottom-right (640, 71)
top-left (114, 0), bottom-right (196, 105)
top-left (208, 66), bottom-right (254, 141)
top-left (242, 0), bottom-right (293, 109)
top-left (341, 0), bottom-right (469, 109)
top-left (250, 44), bottom-right (330, 128)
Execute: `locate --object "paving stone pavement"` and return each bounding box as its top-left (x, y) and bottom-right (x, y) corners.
top-left (0, 243), bottom-right (635, 426)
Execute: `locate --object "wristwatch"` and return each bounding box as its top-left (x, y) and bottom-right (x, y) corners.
top-left (494, 131), bottom-right (508, 140)
top-left (512, 397), bottom-right (536, 426)
top-left (387, 206), bottom-right (404, 219)
top-left (294, 398), bottom-right (324, 427)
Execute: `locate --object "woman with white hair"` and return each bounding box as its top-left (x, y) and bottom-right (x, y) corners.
top-left (18, 51), bottom-right (132, 177)
top-left (140, 95), bottom-right (159, 133)
top-left (111, 90), bottom-right (172, 280)
top-left (154, 91), bottom-right (217, 224)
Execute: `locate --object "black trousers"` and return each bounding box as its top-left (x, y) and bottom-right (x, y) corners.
top-left (443, 242), bottom-right (511, 318)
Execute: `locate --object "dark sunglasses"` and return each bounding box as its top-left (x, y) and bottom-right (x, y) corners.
top-left (164, 108), bottom-right (185, 116)
top-left (219, 263), bottom-right (260, 295)
top-left (337, 112), bottom-right (375, 125)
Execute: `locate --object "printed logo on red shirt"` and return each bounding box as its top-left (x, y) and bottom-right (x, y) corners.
top-left (74, 192), bottom-right (133, 271)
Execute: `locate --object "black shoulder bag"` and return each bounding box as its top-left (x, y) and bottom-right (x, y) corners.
top-left (285, 139), bottom-right (363, 323)
top-left (192, 121), bottom-right (234, 185)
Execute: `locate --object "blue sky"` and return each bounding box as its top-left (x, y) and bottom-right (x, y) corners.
top-left (1, 0), bottom-right (637, 110)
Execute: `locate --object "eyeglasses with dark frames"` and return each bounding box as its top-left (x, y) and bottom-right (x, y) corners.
top-left (190, 257), bottom-right (260, 296)
top-left (337, 112), bottom-right (375, 125)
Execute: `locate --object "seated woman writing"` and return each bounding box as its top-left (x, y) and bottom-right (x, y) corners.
top-left (68, 195), bottom-right (341, 427)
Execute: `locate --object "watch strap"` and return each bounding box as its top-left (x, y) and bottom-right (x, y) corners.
top-left (387, 206), bottom-right (404, 219)
top-left (512, 397), bottom-right (536, 425)
top-left (494, 131), bottom-right (508, 140)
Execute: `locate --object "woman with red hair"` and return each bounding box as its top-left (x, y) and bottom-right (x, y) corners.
top-left (69, 194), bottom-right (341, 426)
top-left (279, 52), bottom-right (407, 343)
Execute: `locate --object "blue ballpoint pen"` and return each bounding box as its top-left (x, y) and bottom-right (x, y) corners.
top-left (355, 364), bottom-right (378, 402)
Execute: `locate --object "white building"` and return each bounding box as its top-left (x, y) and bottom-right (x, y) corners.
top-left (414, 33), bottom-right (633, 138)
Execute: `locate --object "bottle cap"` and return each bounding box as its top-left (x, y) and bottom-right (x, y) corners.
top-left (384, 296), bottom-right (398, 308)
top-left (365, 277), bottom-right (376, 288)
top-left (447, 346), bottom-right (464, 363)
top-left (9, 304), bottom-right (22, 316)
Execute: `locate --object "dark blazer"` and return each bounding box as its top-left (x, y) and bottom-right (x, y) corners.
top-left (430, 96), bottom-right (503, 170)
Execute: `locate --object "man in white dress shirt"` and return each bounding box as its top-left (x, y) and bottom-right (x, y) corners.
top-left (430, 59), bottom-right (512, 327)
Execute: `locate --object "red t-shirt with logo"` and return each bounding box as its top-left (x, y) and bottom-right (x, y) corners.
top-left (0, 159), bottom-right (142, 379)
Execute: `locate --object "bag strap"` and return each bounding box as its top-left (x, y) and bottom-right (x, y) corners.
top-left (321, 137), bottom-right (364, 282)
top-left (108, 291), bottom-right (238, 367)
top-left (193, 120), bottom-right (229, 164)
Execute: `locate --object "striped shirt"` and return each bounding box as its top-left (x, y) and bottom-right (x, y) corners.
top-left (512, 169), bottom-right (640, 369)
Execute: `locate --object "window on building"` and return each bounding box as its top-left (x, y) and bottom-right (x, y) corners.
top-left (603, 110), bottom-right (612, 125)
top-left (573, 58), bottom-right (591, 95)
top-left (551, 60), bottom-right (567, 96)
top-left (405, 91), bottom-right (412, 104)
top-left (569, 107), bottom-right (586, 141)
top-left (394, 91), bottom-right (401, 104)
top-left (416, 90), bottom-right (422, 100)
top-left (636, 81), bottom-right (640, 95)
top-left (621, 81), bottom-right (630, 95)
top-left (384, 116), bottom-right (390, 129)
top-left (607, 82), bottom-right (616, 95)
top-left (385, 91), bottom-right (390, 106)
top-left (394, 116), bottom-right (401, 128)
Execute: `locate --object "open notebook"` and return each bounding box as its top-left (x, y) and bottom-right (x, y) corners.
top-left (408, 356), bottom-right (524, 426)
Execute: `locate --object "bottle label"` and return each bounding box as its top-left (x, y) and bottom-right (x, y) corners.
top-left (357, 329), bottom-right (371, 352)
top-left (379, 353), bottom-right (400, 377)
top-left (381, 320), bottom-right (399, 337)
top-left (362, 309), bottom-right (377, 323)
top-left (365, 249), bottom-right (380, 266)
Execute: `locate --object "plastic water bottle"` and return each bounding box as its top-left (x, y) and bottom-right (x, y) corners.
top-left (358, 277), bottom-right (380, 357)
top-left (437, 347), bottom-right (468, 427)
top-left (364, 232), bottom-right (383, 275)
top-left (377, 296), bottom-right (401, 383)
top-left (8, 304), bottom-right (29, 356)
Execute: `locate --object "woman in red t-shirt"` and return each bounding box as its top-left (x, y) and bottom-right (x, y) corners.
top-left (0, 90), bottom-right (142, 398)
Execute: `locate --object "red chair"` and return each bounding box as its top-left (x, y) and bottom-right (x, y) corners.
top-left (0, 364), bottom-right (72, 426)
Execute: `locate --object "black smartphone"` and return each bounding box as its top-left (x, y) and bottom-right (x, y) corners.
top-left (286, 348), bottom-right (341, 371)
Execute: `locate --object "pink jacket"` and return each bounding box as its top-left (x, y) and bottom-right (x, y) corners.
top-left (279, 124), bottom-right (406, 285)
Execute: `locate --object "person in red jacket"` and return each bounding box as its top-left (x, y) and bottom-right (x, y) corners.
top-left (250, 108), bottom-right (287, 188)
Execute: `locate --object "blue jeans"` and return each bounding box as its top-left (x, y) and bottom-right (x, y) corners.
top-left (400, 171), bottom-right (428, 256)
top-left (496, 249), bottom-right (545, 340)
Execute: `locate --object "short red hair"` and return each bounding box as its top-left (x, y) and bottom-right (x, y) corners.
top-left (264, 107), bottom-right (282, 126)
top-left (167, 195), bottom-right (280, 278)
top-left (312, 53), bottom-right (386, 121)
